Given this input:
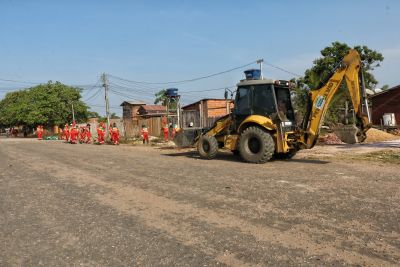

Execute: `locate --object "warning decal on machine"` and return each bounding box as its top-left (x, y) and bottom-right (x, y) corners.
top-left (315, 96), bottom-right (326, 110)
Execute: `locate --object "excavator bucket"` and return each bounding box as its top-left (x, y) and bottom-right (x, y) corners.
top-left (333, 124), bottom-right (360, 144)
top-left (173, 128), bottom-right (201, 148)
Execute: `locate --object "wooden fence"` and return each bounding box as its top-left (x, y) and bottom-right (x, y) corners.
top-left (123, 112), bottom-right (225, 138)
top-left (124, 117), bottom-right (164, 138)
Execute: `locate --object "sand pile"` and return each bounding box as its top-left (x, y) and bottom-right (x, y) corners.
top-left (365, 128), bottom-right (399, 143)
top-left (391, 129), bottom-right (400, 136)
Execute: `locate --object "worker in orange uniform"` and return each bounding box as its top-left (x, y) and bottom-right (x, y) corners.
top-left (85, 124), bottom-right (92, 143)
top-left (110, 123), bottom-right (120, 145)
top-left (163, 124), bottom-right (169, 142)
top-left (70, 125), bottom-right (79, 144)
top-left (97, 122), bottom-right (105, 144)
top-left (79, 126), bottom-right (86, 144)
top-left (37, 125), bottom-right (44, 140)
top-left (141, 124), bottom-right (149, 144)
top-left (171, 124), bottom-right (178, 140)
top-left (63, 124), bottom-right (70, 142)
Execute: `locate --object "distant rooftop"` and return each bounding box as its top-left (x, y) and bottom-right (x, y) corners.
top-left (140, 105), bottom-right (166, 112)
top-left (120, 101), bottom-right (146, 106)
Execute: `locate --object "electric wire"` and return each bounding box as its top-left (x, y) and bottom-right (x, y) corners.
top-left (107, 60), bottom-right (257, 85)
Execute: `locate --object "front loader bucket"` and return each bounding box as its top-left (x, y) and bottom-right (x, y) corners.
top-left (173, 128), bottom-right (202, 148)
top-left (333, 124), bottom-right (360, 144)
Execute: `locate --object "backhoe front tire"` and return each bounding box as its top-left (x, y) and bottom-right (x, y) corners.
top-left (197, 135), bottom-right (218, 159)
top-left (238, 126), bottom-right (275, 164)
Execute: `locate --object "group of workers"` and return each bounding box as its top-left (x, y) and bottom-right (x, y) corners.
top-left (61, 122), bottom-right (120, 145)
top-left (36, 121), bottom-right (177, 145)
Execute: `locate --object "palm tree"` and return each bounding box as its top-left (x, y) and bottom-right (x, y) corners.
top-left (154, 89), bottom-right (167, 105)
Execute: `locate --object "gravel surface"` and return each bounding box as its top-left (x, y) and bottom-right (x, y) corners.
top-left (1, 138), bottom-right (399, 266)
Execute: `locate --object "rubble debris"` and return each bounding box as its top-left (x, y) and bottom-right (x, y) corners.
top-left (320, 133), bottom-right (345, 145)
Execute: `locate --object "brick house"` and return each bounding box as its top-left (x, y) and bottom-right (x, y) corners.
top-left (181, 99), bottom-right (234, 128)
top-left (120, 101), bottom-right (146, 120)
top-left (370, 85), bottom-right (400, 126)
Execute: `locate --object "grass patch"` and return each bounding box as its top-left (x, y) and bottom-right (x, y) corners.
top-left (350, 150), bottom-right (400, 163)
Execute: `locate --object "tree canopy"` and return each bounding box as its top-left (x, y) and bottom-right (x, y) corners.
top-left (154, 89), bottom-right (168, 105)
top-left (0, 81), bottom-right (88, 127)
top-left (302, 41), bottom-right (383, 90)
top-left (293, 42), bottom-right (383, 125)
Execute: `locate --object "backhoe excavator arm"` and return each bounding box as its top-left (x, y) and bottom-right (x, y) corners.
top-left (302, 49), bottom-right (371, 148)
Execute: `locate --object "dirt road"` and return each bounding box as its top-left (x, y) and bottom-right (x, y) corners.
top-left (1, 138), bottom-right (399, 266)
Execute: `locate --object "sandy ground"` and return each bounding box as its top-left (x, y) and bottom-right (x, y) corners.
top-left (0, 138), bottom-right (399, 266)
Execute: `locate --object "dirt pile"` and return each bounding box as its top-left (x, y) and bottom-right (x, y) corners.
top-left (365, 128), bottom-right (399, 143)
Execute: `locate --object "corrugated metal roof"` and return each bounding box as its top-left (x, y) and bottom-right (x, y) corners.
top-left (369, 85), bottom-right (400, 98)
top-left (120, 101), bottom-right (146, 106)
top-left (141, 105), bottom-right (166, 112)
top-left (182, 98), bottom-right (232, 109)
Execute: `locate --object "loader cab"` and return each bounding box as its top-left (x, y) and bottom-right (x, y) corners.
top-left (233, 74), bottom-right (295, 131)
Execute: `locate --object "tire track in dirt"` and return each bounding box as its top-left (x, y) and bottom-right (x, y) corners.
top-left (15, 142), bottom-right (400, 245)
top-left (6, 144), bottom-right (399, 266)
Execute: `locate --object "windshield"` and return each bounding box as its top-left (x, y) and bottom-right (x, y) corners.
top-left (235, 84), bottom-right (277, 116)
top-left (252, 84), bottom-right (276, 115)
top-left (274, 87), bottom-right (295, 121)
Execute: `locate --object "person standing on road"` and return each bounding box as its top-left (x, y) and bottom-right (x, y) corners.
top-left (110, 123), bottom-right (120, 145)
top-left (141, 124), bottom-right (149, 144)
top-left (97, 122), bottom-right (105, 144)
top-left (63, 124), bottom-right (70, 142)
top-left (85, 124), bottom-right (92, 143)
top-left (163, 124), bottom-right (169, 142)
top-left (37, 125), bottom-right (43, 140)
top-left (70, 125), bottom-right (79, 144)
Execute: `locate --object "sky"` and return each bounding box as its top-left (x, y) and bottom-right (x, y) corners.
top-left (0, 0), bottom-right (399, 116)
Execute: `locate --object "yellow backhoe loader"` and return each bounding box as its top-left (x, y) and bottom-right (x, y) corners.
top-left (174, 49), bottom-right (371, 163)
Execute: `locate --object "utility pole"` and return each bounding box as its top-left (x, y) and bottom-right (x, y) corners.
top-left (257, 59), bottom-right (264, 79)
top-left (71, 102), bottom-right (75, 123)
top-left (102, 73), bottom-right (111, 137)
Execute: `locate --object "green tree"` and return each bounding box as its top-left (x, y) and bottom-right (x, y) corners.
top-left (381, 84), bottom-right (390, 91)
top-left (110, 112), bottom-right (120, 119)
top-left (154, 89), bottom-right (176, 110)
top-left (293, 42), bottom-right (383, 125)
top-left (87, 110), bottom-right (100, 118)
top-left (0, 81), bottom-right (88, 127)
top-left (154, 89), bottom-right (167, 105)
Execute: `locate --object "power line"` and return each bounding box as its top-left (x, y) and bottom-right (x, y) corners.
top-left (107, 60), bottom-right (258, 85)
top-left (109, 82), bottom-right (156, 96)
top-left (264, 62), bottom-right (302, 77)
top-left (180, 85), bottom-right (236, 94)
top-left (109, 89), bottom-right (152, 103)
top-left (83, 87), bottom-right (103, 102)
top-left (0, 78), bottom-right (43, 85)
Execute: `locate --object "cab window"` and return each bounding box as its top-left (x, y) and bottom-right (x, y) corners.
top-left (235, 87), bottom-right (251, 115)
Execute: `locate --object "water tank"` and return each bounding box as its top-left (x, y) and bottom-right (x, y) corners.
top-left (166, 88), bottom-right (178, 97)
top-left (383, 113), bottom-right (396, 126)
top-left (244, 69), bottom-right (261, 80)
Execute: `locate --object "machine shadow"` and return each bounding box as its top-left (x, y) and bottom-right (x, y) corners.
top-left (163, 150), bottom-right (331, 164)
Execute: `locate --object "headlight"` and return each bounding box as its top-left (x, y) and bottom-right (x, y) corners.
top-left (282, 121), bottom-right (292, 127)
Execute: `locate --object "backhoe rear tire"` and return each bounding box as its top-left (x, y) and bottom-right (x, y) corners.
top-left (197, 135), bottom-right (218, 160)
top-left (238, 126), bottom-right (275, 164)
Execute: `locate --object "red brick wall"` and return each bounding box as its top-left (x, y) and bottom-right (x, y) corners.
top-left (206, 100), bottom-right (234, 117)
top-left (371, 89), bottom-right (400, 125)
